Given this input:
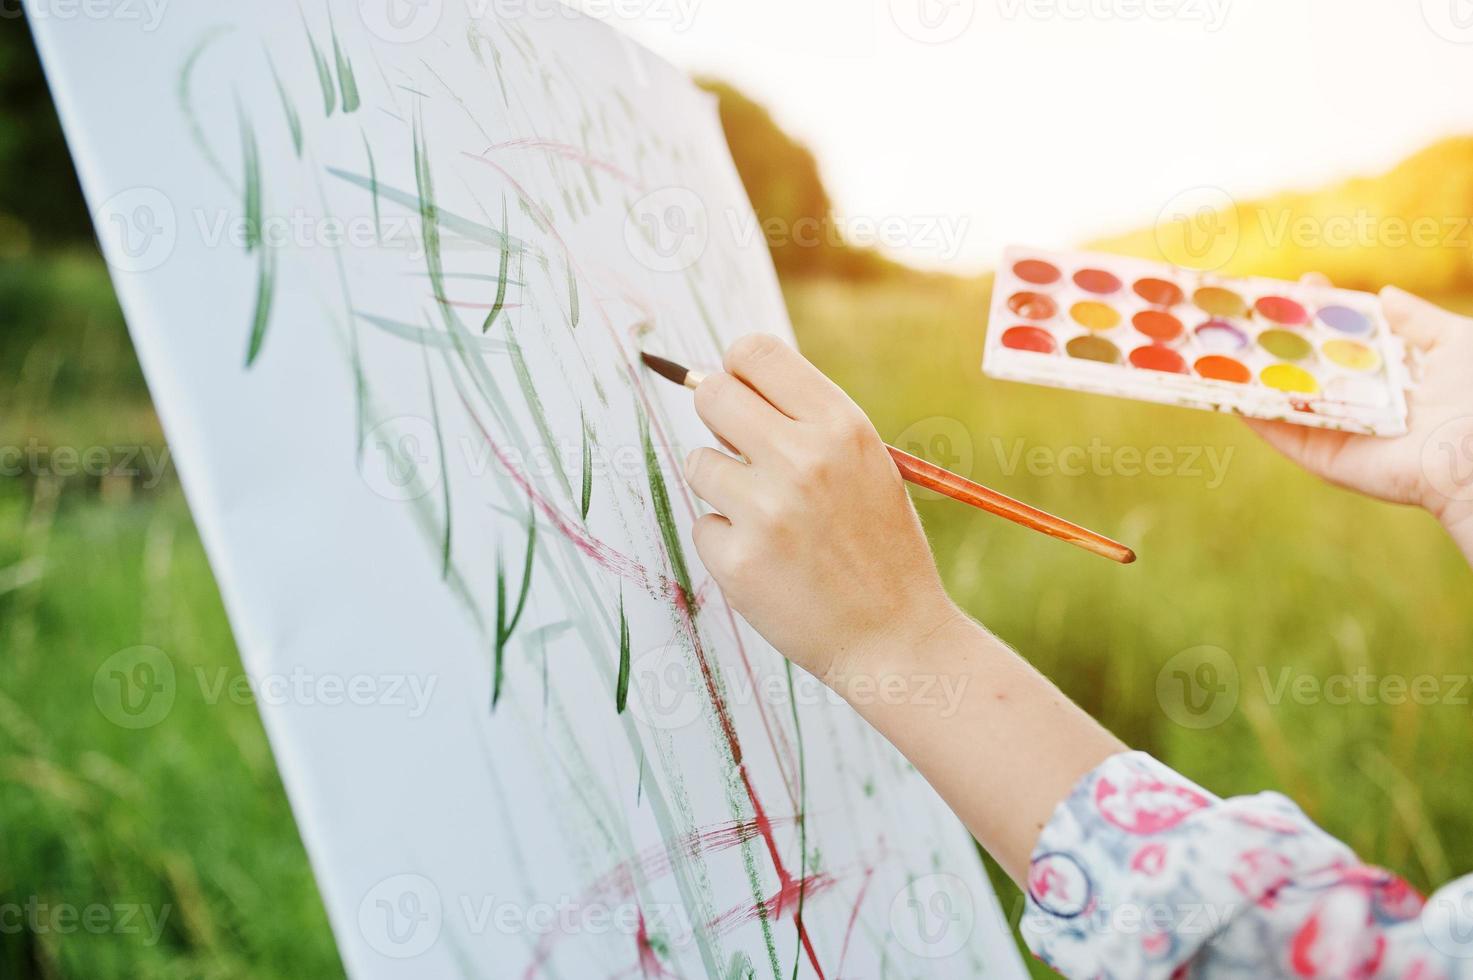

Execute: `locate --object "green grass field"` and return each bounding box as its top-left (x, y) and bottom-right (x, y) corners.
top-left (4, 253), bottom-right (1472, 977)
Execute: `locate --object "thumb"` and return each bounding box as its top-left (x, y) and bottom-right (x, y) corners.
top-left (1380, 286), bottom-right (1459, 351)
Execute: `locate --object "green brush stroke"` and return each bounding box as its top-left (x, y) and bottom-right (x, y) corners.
top-left (266, 51), bottom-right (303, 158)
top-left (245, 244), bottom-right (278, 368)
top-left (615, 592), bottom-right (630, 713)
top-left (492, 509), bottom-right (537, 710)
top-left (579, 409), bottom-right (593, 521)
top-left (641, 409), bottom-right (692, 598)
top-left (786, 659), bottom-right (809, 980)
top-left (482, 195), bottom-right (510, 333)
top-left (238, 101), bottom-right (263, 253)
top-left (422, 345), bottom-right (451, 579)
top-left (329, 9), bottom-right (361, 113)
top-left (505, 325), bottom-right (574, 502)
top-left (356, 311), bottom-right (508, 354)
top-left (363, 131), bottom-right (380, 243)
top-left (301, 9), bottom-right (336, 116)
top-left (412, 110), bottom-right (446, 311)
top-left (328, 168), bottom-right (526, 253)
top-left (567, 262), bottom-right (580, 328)
top-left (179, 26), bottom-right (237, 192)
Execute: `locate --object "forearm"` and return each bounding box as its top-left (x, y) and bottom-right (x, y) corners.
top-left (1440, 502), bottom-right (1473, 567)
top-left (829, 607), bottom-right (1126, 884)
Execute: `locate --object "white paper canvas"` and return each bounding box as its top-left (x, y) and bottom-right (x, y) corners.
top-left (26, 2), bottom-right (1025, 976)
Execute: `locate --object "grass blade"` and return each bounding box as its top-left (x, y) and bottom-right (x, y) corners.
top-left (329, 9), bottom-right (361, 113)
top-left (238, 102), bottom-right (262, 252)
top-left (579, 409), bottom-right (593, 521)
top-left (505, 326), bottom-right (574, 502)
top-left (492, 508), bottom-right (537, 711)
top-left (567, 262), bottom-right (580, 328)
top-left (422, 345), bottom-right (451, 579)
top-left (301, 10), bottom-right (336, 116)
top-left (363, 130), bottom-right (380, 243)
top-left (245, 244), bottom-right (278, 368)
top-left (482, 195), bottom-right (510, 333)
top-left (641, 410), bottom-right (692, 598)
top-left (615, 592), bottom-right (630, 713)
top-left (266, 51), bottom-right (303, 158)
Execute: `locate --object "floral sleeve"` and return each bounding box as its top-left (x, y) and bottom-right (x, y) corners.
top-left (1021, 751), bottom-right (1473, 978)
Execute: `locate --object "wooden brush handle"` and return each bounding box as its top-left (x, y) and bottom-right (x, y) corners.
top-left (886, 446), bottom-right (1136, 565)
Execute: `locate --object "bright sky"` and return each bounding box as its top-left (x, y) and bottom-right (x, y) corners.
top-left (585, 0), bottom-right (1473, 273)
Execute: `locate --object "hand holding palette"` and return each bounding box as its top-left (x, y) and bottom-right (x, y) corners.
top-left (984, 247), bottom-right (1412, 436)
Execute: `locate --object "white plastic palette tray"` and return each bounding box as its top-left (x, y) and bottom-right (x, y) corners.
top-left (984, 246), bottom-right (1412, 437)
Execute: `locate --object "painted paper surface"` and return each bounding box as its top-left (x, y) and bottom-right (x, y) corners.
top-left (27, 2), bottom-right (1024, 976)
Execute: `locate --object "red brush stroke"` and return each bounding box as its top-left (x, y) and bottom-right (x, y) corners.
top-left (474, 138), bottom-right (645, 189)
top-left (835, 866), bottom-right (876, 979)
top-left (706, 872), bottom-right (837, 938)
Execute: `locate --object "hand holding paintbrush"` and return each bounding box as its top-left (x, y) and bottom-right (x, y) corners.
top-left (641, 347), bottom-right (1134, 565)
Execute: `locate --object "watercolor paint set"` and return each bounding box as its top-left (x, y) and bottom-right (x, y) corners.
top-left (983, 247), bottom-right (1413, 436)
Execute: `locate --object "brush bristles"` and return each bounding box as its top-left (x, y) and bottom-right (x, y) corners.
top-left (640, 352), bottom-right (691, 387)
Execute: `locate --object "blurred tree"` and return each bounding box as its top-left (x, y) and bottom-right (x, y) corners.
top-left (698, 78), bottom-right (904, 282)
top-left (0, 11), bottom-right (93, 253)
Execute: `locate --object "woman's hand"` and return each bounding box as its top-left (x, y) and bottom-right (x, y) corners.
top-left (1246, 283), bottom-right (1473, 559)
top-left (684, 333), bottom-right (957, 685)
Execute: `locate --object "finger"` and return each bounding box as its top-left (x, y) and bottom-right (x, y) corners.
top-left (1243, 416), bottom-right (1358, 477)
top-left (1380, 286), bottom-right (1456, 351)
top-left (723, 333), bottom-right (850, 421)
top-left (690, 512), bottom-right (735, 573)
top-left (693, 371), bottom-right (789, 459)
top-left (684, 447), bottom-right (754, 519)
top-left (1299, 272), bottom-right (1332, 288)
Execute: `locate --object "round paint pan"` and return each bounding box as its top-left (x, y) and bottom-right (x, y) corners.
top-left (1007, 291), bottom-right (1059, 321)
top-left (1321, 339), bottom-right (1382, 373)
top-left (1193, 287), bottom-right (1248, 319)
top-left (1317, 305), bottom-right (1373, 336)
top-left (1258, 329), bottom-right (1315, 362)
top-left (1073, 268), bottom-right (1123, 295)
top-left (1194, 320), bottom-right (1249, 353)
top-left (1261, 363), bottom-right (1319, 394)
top-left (1013, 259), bottom-right (1063, 287)
top-left (1070, 301), bottom-right (1122, 332)
top-left (1066, 335), bottom-right (1121, 364)
top-left (1132, 310), bottom-right (1184, 343)
top-left (1194, 355), bottom-right (1252, 384)
top-left (1253, 295), bottom-right (1311, 328)
top-left (1001, 325), bottom-right (1058, 354)
top-left (1133, 277), bottom-right (1185, 307)
top-left (1128, 344), bottom-right (1189, 375)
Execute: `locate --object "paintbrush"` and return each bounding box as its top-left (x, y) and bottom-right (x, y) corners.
top-left (640, 352), bottom-right (1136, 565)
